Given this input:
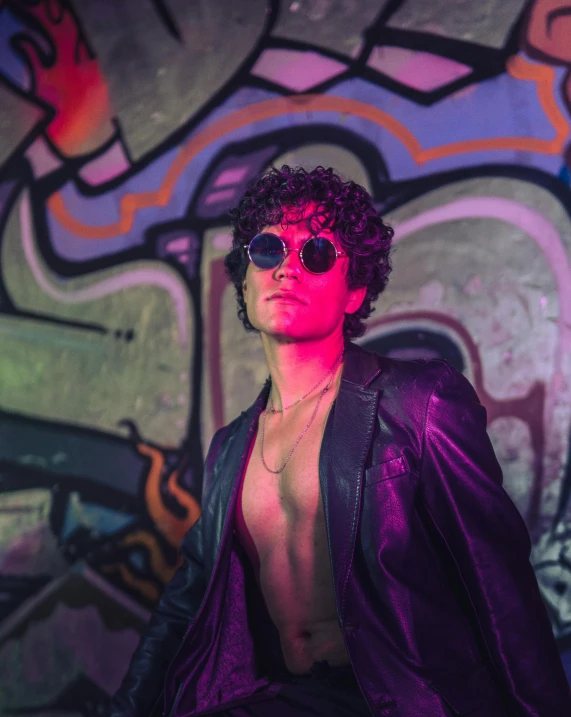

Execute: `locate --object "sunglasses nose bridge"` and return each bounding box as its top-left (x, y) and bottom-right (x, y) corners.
top-left (278, 245), bottom-right (302, 269)
top-left (282, 246), bottom-right (301, 258)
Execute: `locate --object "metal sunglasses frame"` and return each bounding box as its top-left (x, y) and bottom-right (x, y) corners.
top-left (243, 232), bottom-right (348, 274)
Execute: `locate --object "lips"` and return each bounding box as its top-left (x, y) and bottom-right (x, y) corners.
top-left (268, 292), bottom-right (305, 304)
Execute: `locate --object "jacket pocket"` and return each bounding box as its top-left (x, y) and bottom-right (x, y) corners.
top-left (365, 455), bottom-right (408, 486)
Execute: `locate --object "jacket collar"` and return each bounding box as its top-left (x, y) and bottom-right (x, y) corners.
top-left (341, 340), bottom-right (383, 388)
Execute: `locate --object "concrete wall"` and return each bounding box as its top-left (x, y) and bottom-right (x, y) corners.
top-left (1, 0), bottom-right (571, 711)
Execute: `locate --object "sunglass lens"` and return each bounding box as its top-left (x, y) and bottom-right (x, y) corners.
top-left (301, 238), bottom-right (337, 273)
top-left (248, 233), bottom-right (284, 269)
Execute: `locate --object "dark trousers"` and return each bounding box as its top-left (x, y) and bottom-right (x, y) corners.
top-left (208, 661), bottom-right (371, 716)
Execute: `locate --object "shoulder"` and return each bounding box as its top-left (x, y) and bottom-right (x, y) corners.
top-left (369, 353), bottom-right (454, 393)
top-left (366, 353), bottom-right (480, 420)
top-left (345, 341), bottom-right (464, 396)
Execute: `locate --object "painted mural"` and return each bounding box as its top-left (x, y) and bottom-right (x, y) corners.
top-left (1, 0), bottom-right (571, 712)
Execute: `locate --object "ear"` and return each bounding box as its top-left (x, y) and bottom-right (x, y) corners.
top-left (345, 285), bottom-right (367, 315)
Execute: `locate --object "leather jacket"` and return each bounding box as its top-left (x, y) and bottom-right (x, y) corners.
top-left (110, 343), bottom-right (571, 717)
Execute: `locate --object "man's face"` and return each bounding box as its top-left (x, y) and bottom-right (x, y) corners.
top-left (242, 205), bottom-right (366, 343)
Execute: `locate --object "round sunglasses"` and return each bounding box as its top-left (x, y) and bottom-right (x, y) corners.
top-left (244, 232), bottom-right (348, 275)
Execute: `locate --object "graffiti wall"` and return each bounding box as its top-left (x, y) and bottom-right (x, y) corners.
top-left (1, 0), bottom-right (571, 711)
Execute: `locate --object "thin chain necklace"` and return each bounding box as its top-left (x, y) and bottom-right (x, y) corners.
top-left (266, 349), bottom-right (345, 413)
top-left (260, 350), bottom-right (344, 475)
top-left (267, 349), bottom-right (343, 414)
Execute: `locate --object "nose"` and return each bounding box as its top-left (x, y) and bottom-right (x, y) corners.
top-left (275, 247), bottom-right (302, 280)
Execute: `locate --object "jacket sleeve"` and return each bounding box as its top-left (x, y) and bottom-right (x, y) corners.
top-left (109, 515), bottom-right (206, 717)
top-left (420, 363), bottom-right (571, 717)
top-left (109, 427), bottom-right (227, 717)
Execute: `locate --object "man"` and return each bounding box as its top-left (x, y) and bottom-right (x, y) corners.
top-left (111, 166), bottom-right (571, 717)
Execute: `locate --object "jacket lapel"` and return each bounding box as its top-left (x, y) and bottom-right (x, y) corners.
top-left (205, 380), bottom-right (270, 571)
top-left (319, 343), bottom-right (382, 615)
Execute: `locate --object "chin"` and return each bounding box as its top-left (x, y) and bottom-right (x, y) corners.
top-left (266, 325), bottom-right (304, 340)
top-left (252, 312), bottom-right (338, 342)
top-left (266, 323), bottom-right (336, 343)
top-left (256, 319), bottom-right (304, 339)
top-left (254, 313), bottom-right (301, 336)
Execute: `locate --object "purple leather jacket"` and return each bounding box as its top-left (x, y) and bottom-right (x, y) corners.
top-left (111, 343), bottom-right (571, 717)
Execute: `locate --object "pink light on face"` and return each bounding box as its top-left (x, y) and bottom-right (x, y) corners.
top-left (242, 207), bottom-right (363, 345)
top-left (251, 49), bottom-right (347, 92)
top-left (214, 166), bottom-right (249, 187)
top-left (367, 46), bottom-right (471, 92)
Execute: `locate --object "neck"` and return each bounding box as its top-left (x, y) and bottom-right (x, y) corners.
top-left (261, 333), bottom-right (346, 411)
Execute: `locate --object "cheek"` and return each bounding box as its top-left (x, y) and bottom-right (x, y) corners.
top-left (313, 293), bottom-right (332, 312)
top-left (322, 274), bottom-right (352, 309)
top-left (311, 281), bottom-right (348, 317)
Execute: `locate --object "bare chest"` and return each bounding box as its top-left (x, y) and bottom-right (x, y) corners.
top-left (241, 399), bottom-right (334, 540)
top-left (245, 431), bottom-right (321, 537)
top-left (236, 393), bottom-right (348, 672)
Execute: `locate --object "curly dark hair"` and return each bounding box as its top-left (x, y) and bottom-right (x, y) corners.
top-left (224, 165), bottom-right (393, 339)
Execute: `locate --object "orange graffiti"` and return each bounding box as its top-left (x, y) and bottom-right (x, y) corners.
top-left (507, 55), bottom-right (569, 142)
top-left (525, 0), bottom-right (571, 65)
top-left (120, 529), bottom-right (181, 584)
top-left (137, 442), bottom-right (201, 548)
top-left (101, 562), bottom-right (160, 603)
top-left (11, 0), bottom-right (114, 156)
top-left (99, 530), bottom-right (182, 604)
top-left (45, 54), bottom-right (568, 239)
top-left (524, 0), bottom-right (571, 163)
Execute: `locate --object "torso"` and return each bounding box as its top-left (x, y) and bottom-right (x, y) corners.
top-left (236, 381), bottom-right (350, 674)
